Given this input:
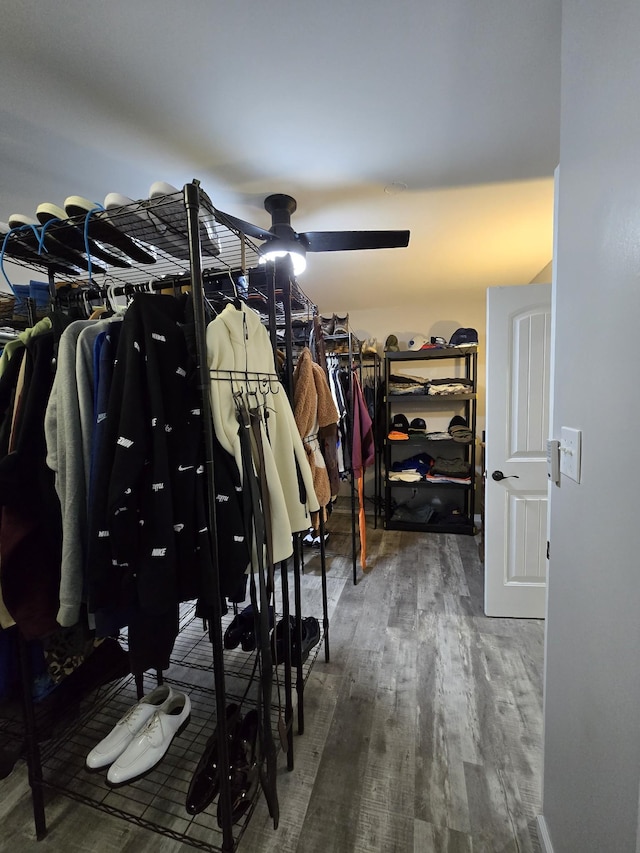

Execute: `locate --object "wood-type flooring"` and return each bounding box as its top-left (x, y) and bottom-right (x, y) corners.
top-left (0, 507), bottom-right (544, 853)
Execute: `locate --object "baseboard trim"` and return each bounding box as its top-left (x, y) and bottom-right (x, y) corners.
top-left (537, 815), bottom-right (555, 853)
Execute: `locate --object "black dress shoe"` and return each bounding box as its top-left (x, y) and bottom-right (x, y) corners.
top-left (223, 606), bottom-right (254, 650)
top-left (217, 709), bottom-right (260, 827)
top-left (239, 606), bottom-right (274, 652)
top-left (270, 616), bottom-right (294, 665)
top-left (299, 616), bottom-right (321, 662)
top-left (271, 616), bottom-right (321, 666)
top-left (185, 704), bottom-right (241, 815)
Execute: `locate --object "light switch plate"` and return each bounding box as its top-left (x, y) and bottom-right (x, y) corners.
top-left (546, 439), bottom-right (560, 485)
top-left (560, 427), bottom-right (582, 483)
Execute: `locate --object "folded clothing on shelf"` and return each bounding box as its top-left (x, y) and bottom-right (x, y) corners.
top-left (426, 473), bottom-right (471, 484)
top-left (388, 470), bottom-right (422, 482)
top-left (426, 377), bottom-right (473, 396)
top-left (448, 416), bottom-right (473, 443)
top-left (425, 431), bottom-right (452, 441)
top-left (391, 452), bottom-right (435, 479)
top-left (387, 372), bottom-right (427, 395)
top-left (431, 456), bottom-right (470, 477)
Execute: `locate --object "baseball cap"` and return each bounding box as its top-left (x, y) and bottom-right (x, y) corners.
top-left (388, 413), bottom-right (410, 440)
top-left (448, 415), bottom-right (473, 443)
top-left (384, 334), bottom-right (399, 352)
top-left (448, 328), bottom-right (478, 347)
top-left (408, 334), bottom-right (429, 351)
top-left (408, 417), bottom-right (427, 434)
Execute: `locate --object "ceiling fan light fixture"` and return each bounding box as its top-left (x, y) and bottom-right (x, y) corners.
top-left (259, 245), bottom-right (307, 276)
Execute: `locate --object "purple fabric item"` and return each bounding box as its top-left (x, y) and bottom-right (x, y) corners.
top-left (351, 373), bottom-right (375, 479)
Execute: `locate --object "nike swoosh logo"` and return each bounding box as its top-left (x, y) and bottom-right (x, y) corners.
top-left (178, 465), bottom-right (194, 472)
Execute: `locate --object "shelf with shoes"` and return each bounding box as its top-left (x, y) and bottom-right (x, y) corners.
top-left (0, 182), bottom-right (327, 852)
top-left (25, 599), bottom-right (325, 853)
top-left (383, 345), bottom-right (478, 534)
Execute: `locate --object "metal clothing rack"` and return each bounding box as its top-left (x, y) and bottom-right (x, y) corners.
top-left (0, 181), bottom-right (325, 852)
top-left (353, 349), bottom-right (383, 529)
top-left (323, 329), bottom-right (368, 585)
top-left (254, 256), bottom-right (331, 736)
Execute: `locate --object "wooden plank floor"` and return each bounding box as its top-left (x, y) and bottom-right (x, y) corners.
top-left (0, 507), bottom-right (544, 852)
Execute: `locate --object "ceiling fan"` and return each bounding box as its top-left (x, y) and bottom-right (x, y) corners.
top-left (215, 193), bottom-right (410, 275)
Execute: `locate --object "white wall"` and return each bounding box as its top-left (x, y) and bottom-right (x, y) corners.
top-left (540, 2), bottom-right (640, 851)
top-left (345, 290), bottom-right (488, 436)
top-left (343, 275), bottom-right (550, 436)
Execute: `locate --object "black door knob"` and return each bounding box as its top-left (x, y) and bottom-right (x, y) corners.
top-left (491, 470), bottom-right (520, 481)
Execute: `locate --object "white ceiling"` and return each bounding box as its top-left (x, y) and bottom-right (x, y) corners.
top-left (0, 0), bottom-right (561, 311)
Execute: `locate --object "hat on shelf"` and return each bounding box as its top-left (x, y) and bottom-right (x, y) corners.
top-left (388, 413), bottom-right (410, 440)
top-left (448, 328), bottom-right (478, 347)
top-left (408, 417), bottom-right (427, 434)
top-left (408, 334), bottom-right (429, 351)
top-left (361, 337), bottom-right (378, 356)
top-left (448, 415), bottom-right (474, 443)
top-left (384, 334), bottom-right (399, 352)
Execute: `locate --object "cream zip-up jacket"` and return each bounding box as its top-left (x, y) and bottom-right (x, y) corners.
top-left (206, 303), bottom-right (319, 563)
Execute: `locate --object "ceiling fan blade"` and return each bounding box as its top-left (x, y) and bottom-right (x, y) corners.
top-left (213, 208), bottom-right (274, 241)
top-left (300, 230), bottom-right (410, 252)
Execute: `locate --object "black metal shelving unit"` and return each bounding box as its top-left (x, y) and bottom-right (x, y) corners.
top-left (322, 328), bottom-right (365, 585)
top-left (0, 182), bottom-right (326, 851)
top-left (383, 346), bottom-right (478, 535)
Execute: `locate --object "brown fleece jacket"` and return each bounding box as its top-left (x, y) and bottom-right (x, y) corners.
top-left (293, 348), bottom-right (339, 510)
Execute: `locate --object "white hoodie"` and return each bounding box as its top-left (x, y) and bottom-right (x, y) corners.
top-left (206, 303), bottom-right (319, 563)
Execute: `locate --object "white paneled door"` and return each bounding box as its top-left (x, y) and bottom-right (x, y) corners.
top-left (484, 284), bottom-right (552, 618)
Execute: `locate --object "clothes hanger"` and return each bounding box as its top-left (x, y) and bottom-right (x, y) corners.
top-left (106, 282), bottom-right (129, 316)
top-left (225, 271), bottom-right (242, 309)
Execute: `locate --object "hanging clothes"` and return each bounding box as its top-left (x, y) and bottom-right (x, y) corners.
top-left (45, 318), bottom-right (116, 627)
top-left (82, 293), bottom-right (250, 672)
top-left (0, 326), bottom-right (64, 639)
top-left (292, 347), bottom-right (339, 514)
top-left (206, 302), bottom-right (320, 564)
top-left (87, 296), bottom-right (210, 611)
top-left (326, 355), bottom-right (348, 475)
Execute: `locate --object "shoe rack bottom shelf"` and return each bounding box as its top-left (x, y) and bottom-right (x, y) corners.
top-left (39, 674), bottom-right (252, 851)
top-left (35, 611), bottom-right (324, 852)
top-left (385, 519), bottom-right (476, 535)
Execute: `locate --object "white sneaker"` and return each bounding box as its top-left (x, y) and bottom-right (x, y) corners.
top-left (36, 201), bottom-right (132, 270)
top-left (86, 684), bottom-right (175, 770)
top-left (64, 195), bottom-right (156, 265)
top-left (147, 181), bottom-right (220, 257)
top-left (106, 692), bottom-right (191, 785)
top-left (104, 192), bottom-right (191, 262)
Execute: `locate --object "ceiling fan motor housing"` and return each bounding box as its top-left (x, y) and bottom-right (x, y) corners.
top-left (264, 194), bottom-right (301, 243)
